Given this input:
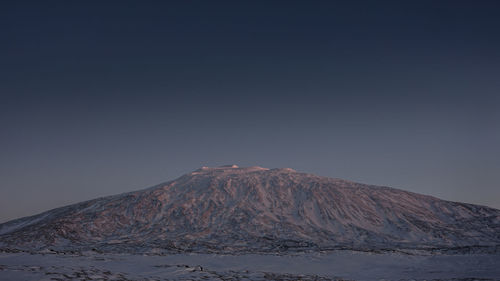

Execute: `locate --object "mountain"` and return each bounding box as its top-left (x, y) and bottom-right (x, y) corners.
top-left (1, 165), bottom-right (499, 254)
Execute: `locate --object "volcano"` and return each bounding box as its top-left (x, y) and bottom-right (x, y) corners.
top-left (1, 165), bottom-right (499, 253)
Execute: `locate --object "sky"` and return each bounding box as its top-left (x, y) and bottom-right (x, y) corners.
top-left (1, 1), bottom-right (499, 222)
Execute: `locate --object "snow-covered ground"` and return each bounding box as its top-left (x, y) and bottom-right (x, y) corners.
top-left (1, 250), bottom-right (499, 281)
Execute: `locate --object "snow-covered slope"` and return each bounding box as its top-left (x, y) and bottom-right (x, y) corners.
top-left (1, 165), bottom-right (499, 253)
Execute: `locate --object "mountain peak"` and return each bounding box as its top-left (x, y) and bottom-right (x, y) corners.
top-left (192, 165), bottom-right (270, 175)
top-left (220, 164), bottom-right (239, 168)
top-left (1, 166), bottom-right (499, 254)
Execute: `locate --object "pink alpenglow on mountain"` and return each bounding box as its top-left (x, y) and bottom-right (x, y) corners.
top-left (1, 166), bottom-right (499, 254)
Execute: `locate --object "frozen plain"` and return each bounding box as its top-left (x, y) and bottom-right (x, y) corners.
top-left (1, 250), bottom-right (499, 281)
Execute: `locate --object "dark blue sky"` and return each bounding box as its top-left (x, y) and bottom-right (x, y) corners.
top-left (1, 1), bottom-right (499, 222)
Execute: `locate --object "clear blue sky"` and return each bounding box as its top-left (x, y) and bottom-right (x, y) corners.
top-left (1, 1), bottom-right (499, 222)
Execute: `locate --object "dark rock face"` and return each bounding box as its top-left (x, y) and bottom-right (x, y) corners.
top-left (1, 166), bottom-right (499, 253)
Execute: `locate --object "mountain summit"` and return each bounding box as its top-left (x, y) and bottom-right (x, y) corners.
top-left (1, 166), bottom-right (499, 253)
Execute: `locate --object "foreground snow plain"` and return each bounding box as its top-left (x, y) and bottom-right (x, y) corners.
top-left (1, 250), bottom-right (499, 281)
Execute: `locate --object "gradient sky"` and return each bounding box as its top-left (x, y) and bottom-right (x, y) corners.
top-left (1, 1), bottom-right (499, 222)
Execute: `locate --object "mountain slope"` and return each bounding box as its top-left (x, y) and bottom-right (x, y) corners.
top-left (1, 165), bottom-right (499, 253)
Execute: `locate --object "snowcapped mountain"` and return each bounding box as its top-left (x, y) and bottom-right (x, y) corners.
top-left (1, 165), bottom-right (499, 253)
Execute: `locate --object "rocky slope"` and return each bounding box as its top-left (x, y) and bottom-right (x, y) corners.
top-left (1, 165), bottom-right (499, 253)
